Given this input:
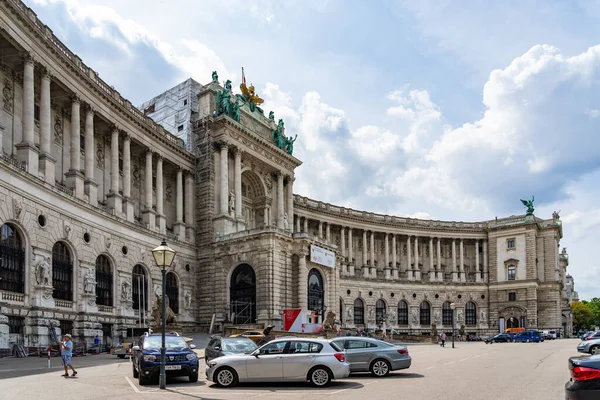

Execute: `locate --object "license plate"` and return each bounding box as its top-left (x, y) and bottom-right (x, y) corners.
top-left (165, 365), bottom-right (182, 370)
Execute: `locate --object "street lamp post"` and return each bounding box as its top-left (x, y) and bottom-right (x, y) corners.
top-left (152, 239), bottom-right (176, 390)
top-left (450, 302), bottom-right (456, 349)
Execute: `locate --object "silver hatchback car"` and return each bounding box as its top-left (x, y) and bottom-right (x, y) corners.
top-left (206, 338), bottom-right (350, 388)
top-left (330, 337), bottom-right (411, 377)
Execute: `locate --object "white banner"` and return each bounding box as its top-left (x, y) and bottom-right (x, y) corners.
top-left (310, 245), bottom-right (336, 268)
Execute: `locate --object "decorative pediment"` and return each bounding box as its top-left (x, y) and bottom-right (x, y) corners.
top-left (503, 258), bottom-right (520, 267)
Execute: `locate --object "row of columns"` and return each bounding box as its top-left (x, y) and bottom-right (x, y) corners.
top-left (217, 142), bottom-right (294, 229)
top-left (14, 54), bottom-right (194, 240)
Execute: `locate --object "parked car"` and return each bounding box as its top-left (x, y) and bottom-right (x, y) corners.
top-left (577, 338), bottom-right (600, 355)
top-left (132, 333), bottom-right (199, 385)
top-left (205, 336), bottom-right (258, 363)
top-left (565, 354), bottom-right (600, 399)
top-left (330, 337), bottom-right (411, 377)
top-left (515, 330), bottom-right (543, 343)
top-left (484, 333), bottom-right (513, 344)
top-left (229, 330), bottom-right (265, 343)
top-left (543, 330), bottom-right (557, 340)
top-left (205, 338), bottom-right (350, 388)
top-left (111, 338), bottom-right (134, 359)
top-left (581, 331), bottom-right (600, 341)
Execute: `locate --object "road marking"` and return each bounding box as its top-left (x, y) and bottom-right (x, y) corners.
top-left (443, 361), bottom-right (454, 365)
top-left (331, 381), bottom-right (377, 395)
top-left (460, 358), bottom-right (469, 361)
top-left (125, 376), bottom-right (140, 393)
top-left (427, 366), bottom-right (436, 369)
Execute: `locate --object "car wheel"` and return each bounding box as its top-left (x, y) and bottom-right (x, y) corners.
top-left (308, 366), bottom-right (332, 387)
top-left (138, 372), bottom-right (148, 386)
top-left (214, 367), bottom-right (238, 388)
top-left (590, 346), bottom-right (600, 355)
top-left (132, 363), bottom-right (139, 378)
top-left (370, 359), bottom-right (391, 377)
top-left (189, 373), bottom-right (199, 383)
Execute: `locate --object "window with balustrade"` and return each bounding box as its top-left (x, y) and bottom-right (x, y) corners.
top-left (0, 224), bottom-right (25, 294)
top-left (52, 242), bottom-right (72, 301)
top-left (95, 255), bottom-right (113, 307)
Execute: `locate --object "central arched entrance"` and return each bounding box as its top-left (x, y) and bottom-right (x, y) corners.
top-left (507, 317), bottom-right (520, 329)
top-left (307, 268), bottom-right (325, 323)
top-left (230, 264), bottom-right (256, 324)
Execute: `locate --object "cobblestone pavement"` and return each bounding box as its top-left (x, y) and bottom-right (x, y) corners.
top-left (0, 339), bottom-right (580, 400)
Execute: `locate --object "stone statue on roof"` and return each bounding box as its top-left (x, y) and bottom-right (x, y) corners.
top-left (520, 196), bottom-right (535, 215)
top-left (211, 71), bottom-right (218, 84)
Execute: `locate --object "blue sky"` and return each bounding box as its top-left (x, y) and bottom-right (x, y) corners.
top-left (28, 0), bottom-right (600, 300)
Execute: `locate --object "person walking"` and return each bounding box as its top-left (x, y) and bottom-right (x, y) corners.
top-left (60, 334), bottom-right (77, 377)
top-left (440, 331), bottom-right (447, 348)
top-left (94, 334), bottom-right (101, 354)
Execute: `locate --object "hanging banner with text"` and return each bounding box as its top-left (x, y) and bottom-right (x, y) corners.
top-left (310, 245), bottom-right (336, 269)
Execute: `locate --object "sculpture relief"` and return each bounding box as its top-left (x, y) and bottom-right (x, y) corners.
top-left (262, 172), bottom-right (272, 195)
top-left (387, 308), bottom-right (397, 324)
top-left (480, 309), bottom-right (487, 323)
top-left (456, 309), bottom-right (464, 325)
top-left (84, 269), bottom-right (96, 294)
top-left (433, 309), bottom-right (441, 325)
top-left (54, 115), bottom-right (63, 144)
top-left (283, 213), bottom-right (289, 230)
top-left (184, 290), bottom-right (192, 309)
top-left (411, 308), bottom-right (419, 325)
top-left (121, 278), bottom-right (132, 301)
top-left (228, 191), bottom-right (235, 215)
top-left (12, 198), bottom-right (22, 220)
top-left (96, 145), bottom-right (104, 168)
top-left (346, 306), bottom-right (354, 322)
top-left (36, 258), bottom-right (51, 286)
top-left (3, 77), bottom-right (13, 113)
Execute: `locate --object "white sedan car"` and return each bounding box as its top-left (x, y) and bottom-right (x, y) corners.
top-left (206, 338), bottom-right (350, 388)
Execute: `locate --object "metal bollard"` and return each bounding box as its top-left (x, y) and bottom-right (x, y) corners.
top-left (47, 347), bottom-right (51, 368)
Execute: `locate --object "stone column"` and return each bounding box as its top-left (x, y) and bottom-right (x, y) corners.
top-left (141, 150), bottom-right (156, 230)
top-left (122, 134), bottom-right (134, 222)
top-left (155, 156), bottom-right (165, 234)
top-left (16, 54), bottom-right (39, 174)
top-left (348, 228), bottom-right (354, 276)
top-left (174, 167), bottom-right (185, 239)
top-left (414, 236), bottom-right (420, 280)
top-left (384, 233), bottom-right (391, 280)
top-left (287, 177), bottom-right (294, 231)
top-left (219, 143), bottom-right (229, 215)
top-left (452, 239), bottom-right (458, 282)
top-left (429, 237), bottom-right (435, 281)
top-left (369, 231), bottom-right (376, 277)
top-left (326, 223), bottom-right (331, 242)
top-left (303, 217), bottom-right (308, 233)
top-left (318, 221), bottom-right (323, 238)
top-left (362, 230), bottom-right (368, 278)
top-left (295, 216), bottom-right (300, 233)
top-left (475, 240), bottom-right (481, 283)
top-left (297, 252), bottom-right (308, 310)
top-left (460, 239), bottom-right (466, 282)
top-left (437, 238), bottom-right (442, 282)
top-left (185, 172), bottom-right (194, 242)
top-left (392, 235), bottom-right (398, 279)
top-left (483, 240), bottom-right (489, 282)
top-left (277, 173), bottom-right (285, 229)
top-left (82, 107), bottom-right (98, 206)
top-left (39, 69), bottom-right (55, 185)
top-left (65, 96), bottom-right (84, 199)
top-left (107, 126), bottom-right (123, 213)
top-left (340, 227), bottom-right (346, 275)
top-left (234, 148), bottom-right (242, 219)
top-left (263, 206), bottom-right (269, 226)
top-left (407, 236), bottom-right (412, 280)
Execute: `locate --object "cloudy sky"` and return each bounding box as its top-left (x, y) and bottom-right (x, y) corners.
top-left (28, 0), bottom-right (600, 300)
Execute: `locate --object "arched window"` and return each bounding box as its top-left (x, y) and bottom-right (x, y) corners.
top-left (354, 298), bottom-right (364, 325)
top-left (230, 264), bottom-right (256, 324)
top-left (52, 242), bottom-right (72, 301)
top-left (308, 269), bottom-right (325, 321)
top-left (420, 301), bottom-right (431, 326)
top-left (95, 255), bottom-right (112, 307)
top-left (0, 224), bottom-right (25, 293)
top-left (376, 299), bottom-right (387, 324)
top-left (397, 300), bottom-right (408, 325)
top-left (166, 272), bottom-right (179, 314)
top-left (466, 302), bottom-right (477, 326)
top-left (442, 301), bottom-right (453, 325)
top-left (132, 265), bottom-right (148, 311)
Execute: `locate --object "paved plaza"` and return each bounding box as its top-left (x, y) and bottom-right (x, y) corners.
top-left (0, 338), bottom-right (579, 400)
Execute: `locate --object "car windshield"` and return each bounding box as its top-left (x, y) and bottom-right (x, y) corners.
top-left (143, 336), bottom-right (188, 350)
top-left (223, 339), bottom-right (258, 353)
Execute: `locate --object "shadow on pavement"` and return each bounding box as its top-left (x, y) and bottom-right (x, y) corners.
top-left (205, 380), bottom-right (362, 391)
top-left (349, 372), bottom-right (425, 379)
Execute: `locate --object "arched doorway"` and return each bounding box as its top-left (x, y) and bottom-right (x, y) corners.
top-left (308, 269), bottom-right (325, 323)
top-left (230, 264), bottom-right (256, 324)
top-left (0, 223), bottom-right (25, 294)
top-left (507, 317), bottom-right (519, 329)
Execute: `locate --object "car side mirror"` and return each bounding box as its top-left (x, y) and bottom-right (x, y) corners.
top-left (189, 344), bottom-right (196, 349)
top-left (214, 346), bottom-right (221, 351)
top-left (251, 350), bottom-right (259, 358)
top-left (132, 345), bottom-right (140, 351)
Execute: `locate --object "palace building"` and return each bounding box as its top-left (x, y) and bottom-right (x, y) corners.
top-left (0, 0), bottom-right (572, 352)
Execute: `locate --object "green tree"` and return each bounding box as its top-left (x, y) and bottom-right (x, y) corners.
top-left (572, 301), bottom-right (594, 332)
top-left (583, 298), bottom-right (600, 327)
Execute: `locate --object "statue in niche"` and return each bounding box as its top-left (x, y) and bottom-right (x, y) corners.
top-left (36, 258), bottom-right (51, 286)
top-left (520, 196), bottom-right (535, 215)
top-left (433, 309), bottom-right (441, 325)
top-left (480, 309), bottom-right (487, 323)
top-left (387, 308), bottom-right (396, 324)
top-left (84, 269), bottom-right (96, 294)
top-left (411, 308), bottom-right (419, 325)
top-left (228, 191), bottom-right (235, 215)
top-left (211, 71), bottom-right (218, 84)
top-left (456, 309), bottom-right (464, 324)
top-left (184, 290), bottom-right (192, 309)
top-left (368, 307), bottom-right (375, 323)
top-left (121, 278), bottom-right (132, 302)
top-left (283, 213), bottom-right (289, 230)
top-left (346, 306), bottom-right (354, 322)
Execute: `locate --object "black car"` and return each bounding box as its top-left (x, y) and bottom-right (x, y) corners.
top-left (132, 333), bottom-right (199, 385)
top-left (204, 336), bottom-right (258, 364)
top-left (485, 333), bottom-right (513, 344)
top-left (565, 354), bottom-right (600, 399)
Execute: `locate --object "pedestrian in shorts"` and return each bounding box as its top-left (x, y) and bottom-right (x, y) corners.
top-left (60, 333), bottom-right (78, 377)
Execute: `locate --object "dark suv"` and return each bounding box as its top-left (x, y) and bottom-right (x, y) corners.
top-left (132, 333), bottom-right (199, 385)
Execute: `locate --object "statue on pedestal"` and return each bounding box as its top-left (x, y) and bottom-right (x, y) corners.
top-left (152, 295), bottom-right (177, 329)
top-left (84, 269), bottom-right (96, 294)
top-left (36, 258), bottom-right (51, 286)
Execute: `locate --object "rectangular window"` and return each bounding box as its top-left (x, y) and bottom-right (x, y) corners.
top-left (508, 292), bottom-right (516, 302)
top-left (507, 239), bottom-right (515, 249)
top-left (177, 125), bottom-right (184, 132)
top-left (7, 316), bottom-right (24, 334)
top-left (183, 99), bottom-right (188, 106)
top-left (60, 320), bottom-right (74, 336)
top-left (508, 266), bottom-right (516, 280)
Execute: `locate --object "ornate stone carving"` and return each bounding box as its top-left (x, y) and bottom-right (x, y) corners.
top-left (35, 258), bottom-right (51, 286)
top-left (228, 191), bottom-right (235, 215)
top-left (84, 269), bottom-right (96, 294)
top-left (262, 172), bottom-right (272, 196)
top-left (132, 164), bottom-right (140, 188)
top-left (480, 309), bottom-right (487, 323)
top-left (184, 290), bottom-right (192, 310)
top-left (105, 237), bottom-right (111, 249)
top-left (346, 306), bottom-right (354, 322)
top-left (63, 224), bottom-right (71, 239)
top-left (411, 308), bottom-right (419, 325)
top-left (433, 309), bottom-right (441, 324)
top-left (96, 143), bottom-right (104, 168)
top-left (3, 77), bottom-right (13, 113)
top-left (121, 278), bottom-right (132, 301)
top-left (456, 309), bottom-right (464, 325)
top-left (165, 183), bottom-right (173, 202)
top-left (12, 198), bottom-right (22, 220)
top-left (283, 213), bottom-right (289, 230)
top-left (387, 308), bottom-right (396, 324)
top-left (53, 115), bottom-right (63, 144)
